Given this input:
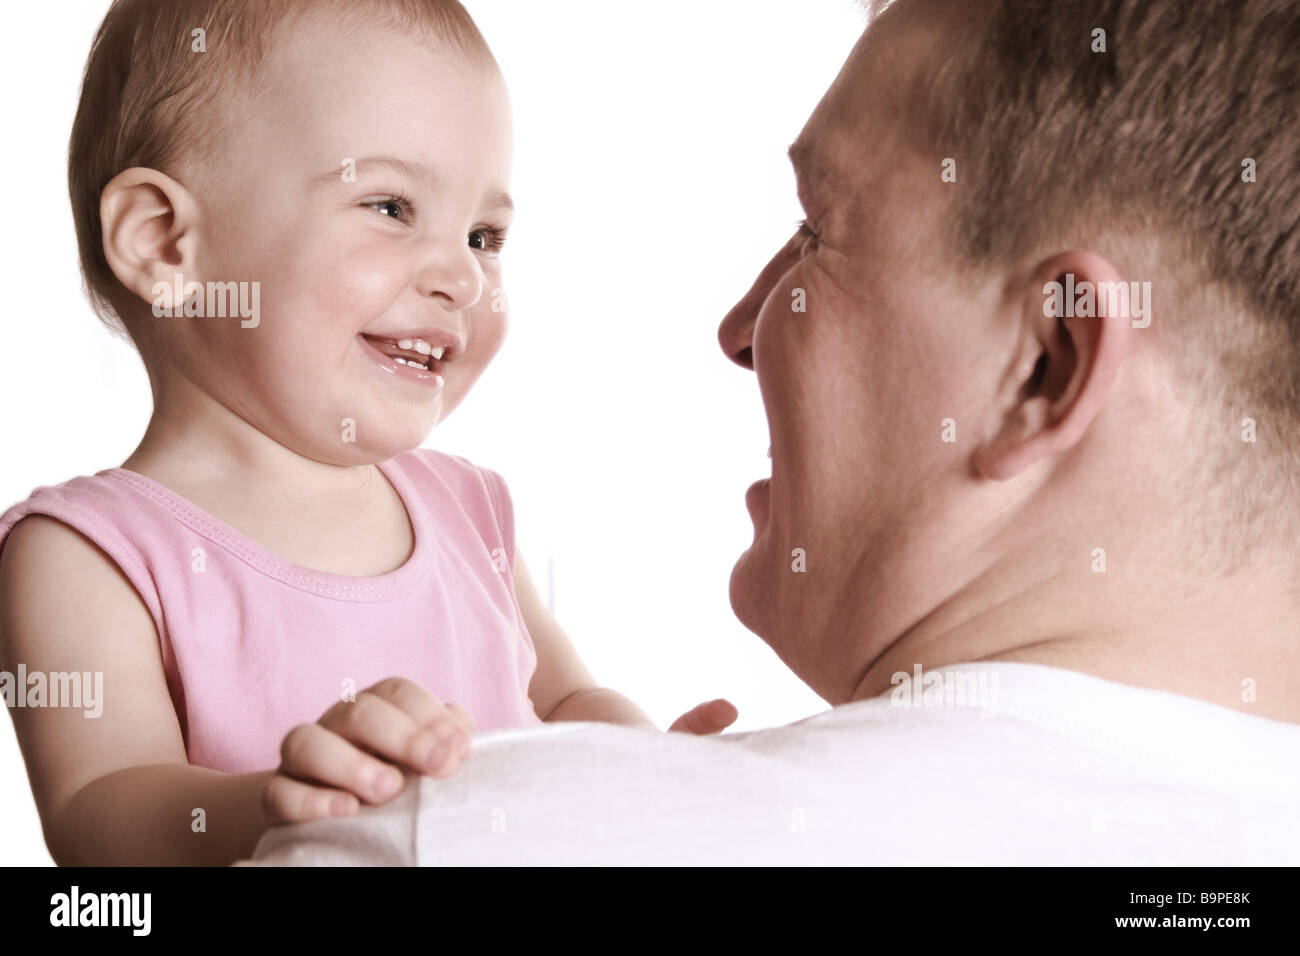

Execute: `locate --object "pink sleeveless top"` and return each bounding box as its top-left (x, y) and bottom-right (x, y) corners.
top-left (0, 449), bottom-right (542, 773)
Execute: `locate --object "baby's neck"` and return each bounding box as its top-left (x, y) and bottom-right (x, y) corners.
top-left (122, 406), bottom-right (416, 577)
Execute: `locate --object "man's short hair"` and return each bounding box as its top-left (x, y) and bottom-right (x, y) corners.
top-left (873, 0), bottom-right (1300, 559)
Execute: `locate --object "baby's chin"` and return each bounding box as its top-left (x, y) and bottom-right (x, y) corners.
top-left (301, 434), bottom-right (428, 467)
top-left (255, 348), bottom-right (470, 463)
top-left (268, 402), bottom-right (446, 467)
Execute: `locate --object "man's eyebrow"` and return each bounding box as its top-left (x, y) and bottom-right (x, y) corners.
top-left (787, 139), bottom-right (848, 203)
top-left (313, 155), bottom-right (514, 211)
top-left (787, 139), bottom-right (810, 174)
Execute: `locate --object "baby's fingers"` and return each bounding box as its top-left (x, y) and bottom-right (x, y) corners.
top-left (320, 689), bottom-right (464, 777)
top-left (365, 676), bottom-right (464, 730)
top-left (443, 701), bottom-right (477, 736)
top-left (261, 773), bottom-right (359, 825)
top-left (361, 677), bottom-right (474, 765)
top-left (279, 721), bottom-right (409, 803)
top-left (668, 698), bottom-right (739, 735)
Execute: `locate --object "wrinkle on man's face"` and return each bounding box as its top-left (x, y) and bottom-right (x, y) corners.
top-left (730, 2), bottom-right (987, 701)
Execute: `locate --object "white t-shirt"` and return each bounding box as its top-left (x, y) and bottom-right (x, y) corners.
top-left (242, 662), bottom-right (1300, 865)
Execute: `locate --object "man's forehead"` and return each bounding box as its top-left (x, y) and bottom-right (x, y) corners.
top-left (790, 4), bottom-right (949, 202)
top-left (788, 89), bottom-right (886, 207)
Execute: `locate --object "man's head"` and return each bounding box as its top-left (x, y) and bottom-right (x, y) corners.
top-left (70, 0), bottom-right (514, 462)
top-left (718, 0), bottom-right (1300, 703)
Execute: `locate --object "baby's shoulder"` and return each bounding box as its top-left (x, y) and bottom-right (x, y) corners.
top-left (0, 472), bottom-right (167, 619)
top-left (386, 449), bottom-right (517, 553)
top-left (0, 511), bottom-right (154, 649)
top-left (0, 471), bottom-right (149, 558)
top-left (387, 448), bottom-right (512, 505)
top-left (391, 447), bottom-right (505, 483)
top-left (0, 511), bottom-right (94, 580)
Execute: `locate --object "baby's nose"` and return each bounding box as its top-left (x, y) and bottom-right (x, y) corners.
top-left (416, 244), bottom-right (483, 311)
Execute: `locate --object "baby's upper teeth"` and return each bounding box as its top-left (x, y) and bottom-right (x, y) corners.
top-left (386, 336), bottom-right (444, 361)
top-left (397, 338), bottom-right (443, 359)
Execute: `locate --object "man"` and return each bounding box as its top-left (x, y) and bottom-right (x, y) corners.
top-left (246, 0), bottom-right (1300, 865)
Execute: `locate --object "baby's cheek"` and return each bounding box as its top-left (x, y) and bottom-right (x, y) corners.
top-left (440, 306), bottom-right (505, 413)
top-left (311, 257), bottom-right (405, 325)
top-left (467, 300), bottom-right (506, 369)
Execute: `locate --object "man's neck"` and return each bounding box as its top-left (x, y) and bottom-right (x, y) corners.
top-left (848, 548), bottom-right (1300, 725)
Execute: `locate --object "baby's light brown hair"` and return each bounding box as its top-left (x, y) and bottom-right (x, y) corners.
top-left (69, 0), bottom-right (494, 339)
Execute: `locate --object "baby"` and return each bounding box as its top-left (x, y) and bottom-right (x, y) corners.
top-left (0, 0), bottom-right (735, 866)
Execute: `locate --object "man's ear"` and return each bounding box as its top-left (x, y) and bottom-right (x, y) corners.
top-left (972, 250), bottom-right (1135, 481)
top-left (100, 167), bottom-right (202, 312)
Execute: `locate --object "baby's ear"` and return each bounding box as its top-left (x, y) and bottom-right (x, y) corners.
top-left (100, 167), bottom-right (202, 314)
top-left (972, 249), bottom-right (1137, 481)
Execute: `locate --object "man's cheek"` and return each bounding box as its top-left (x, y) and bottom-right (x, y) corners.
top-left (752, 268), bottom-right (810, 369)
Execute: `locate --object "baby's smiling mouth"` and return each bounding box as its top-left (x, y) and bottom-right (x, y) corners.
top-left (360, 334), bottom-right (445, 370)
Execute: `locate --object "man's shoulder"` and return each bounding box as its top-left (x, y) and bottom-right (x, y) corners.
top-left (410, 665), bottom-right (1300, 865)
top-left (247, 665), bottom-right (1300, 865)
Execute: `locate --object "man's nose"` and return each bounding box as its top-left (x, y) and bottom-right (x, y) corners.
top-left (718, 232), bottom-right (802, 370)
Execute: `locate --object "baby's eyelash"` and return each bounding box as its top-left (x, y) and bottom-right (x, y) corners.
top-left (362, 196), bottom-right (508, 253)
top-left (796, 217), bottom-right (819, 241)
top-left (365, 194), bottom-right (415, 223)
top-left (470, 225), bottom-right (509, 254)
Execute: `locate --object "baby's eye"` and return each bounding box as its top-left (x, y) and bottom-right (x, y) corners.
top-left (365, 197), bottom-right (411, 222)
top-left (468, 227), bottom-right (507, 255)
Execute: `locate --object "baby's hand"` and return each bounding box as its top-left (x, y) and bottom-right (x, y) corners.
top-left (668, 698), bottom-right (739, 735)
top-left (261, 677), bottom-right (474, 824)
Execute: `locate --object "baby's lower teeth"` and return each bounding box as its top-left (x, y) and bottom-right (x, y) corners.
top-left (394, 356), bottom-right (428, 368)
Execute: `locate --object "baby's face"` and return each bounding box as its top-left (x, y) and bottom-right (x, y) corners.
top-left (174, 14), bottom-right (513, 463)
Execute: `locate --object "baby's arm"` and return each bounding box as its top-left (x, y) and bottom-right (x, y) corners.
top-left (515, 553), bottom-right (737, 732)
top-left (0, 517), bottom-right (468, 866)
top-left (0, 516), bottom-right (273, 865)
top-left (514, 552), bottom-right (656, 728)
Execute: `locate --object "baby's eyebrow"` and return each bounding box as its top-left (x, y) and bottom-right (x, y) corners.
top-left (308, 155), bottom-right (442, 191)
top-left (313, 155), bottom-right (514, 211)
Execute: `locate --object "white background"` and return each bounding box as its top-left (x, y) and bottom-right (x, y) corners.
top-left (0, 0), bottom-right (864, 865)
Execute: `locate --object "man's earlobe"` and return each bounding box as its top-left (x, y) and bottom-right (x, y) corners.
top-left (100, 167), bottom-right (201, 312)
top-left (973, 250), bottom-right (1135, 482)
